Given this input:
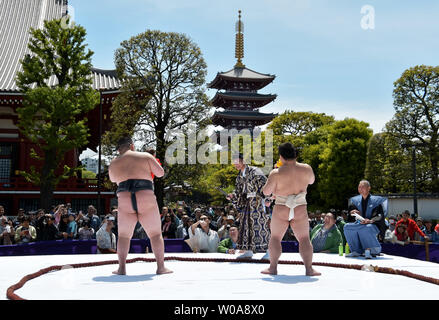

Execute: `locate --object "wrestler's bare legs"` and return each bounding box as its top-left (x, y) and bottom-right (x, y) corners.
top-left (112, 192), bottom-right (137, 275)
top-left (113, 190), bottom-right (172, 275)
top-left (261, 205), bottom-right (289, 275)
top-left (261, 205), bottom-right (320, 276)
top-left (136, 190), bottom-right (172, 275)
top-left (290, 205), bottom-right (321, 276)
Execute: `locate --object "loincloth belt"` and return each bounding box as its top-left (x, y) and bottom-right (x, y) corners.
top-left (116, 179), bottom-right (154, 214)
top-left (275, 192), bottom-right (307, 221)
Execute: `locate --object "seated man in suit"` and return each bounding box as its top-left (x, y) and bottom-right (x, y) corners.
top-left (344, 180), bottom-right (387, 259)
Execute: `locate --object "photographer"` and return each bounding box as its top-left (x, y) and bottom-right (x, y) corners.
top-left (14, 216), bottom-right (37, 244)
top-left (96, 217), bottom-right (117, 254)
top-left (78, 220), bottom-right (95, 240)
top-left (176, 215), bottom-right (192, 239)
top-left (188, 215), bottom-right (219, 253)
top-left (37, 214), bottom-right (59, 241)
top-left (217, 225), bottom-right (239, 254)
top-left (53, 204), bottom-right (67, 227)
top-left (0, 217), bottom-right (14, 245)
top-left (217, 215), bottom-right (236, 240)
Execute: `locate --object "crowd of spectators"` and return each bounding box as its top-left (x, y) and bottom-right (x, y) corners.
top-left (1, 201), bottom-right (438, 257)
top-left (307, 209), bottom-right (439, 254)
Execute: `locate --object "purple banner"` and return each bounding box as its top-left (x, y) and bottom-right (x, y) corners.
top-left (0, 240), bottom-right (437, 263)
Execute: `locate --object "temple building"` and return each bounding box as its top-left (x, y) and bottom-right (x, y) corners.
top-left (0, 0), bottom-right (121, 214)
top-left (208, 11), bottom-right (277, 132)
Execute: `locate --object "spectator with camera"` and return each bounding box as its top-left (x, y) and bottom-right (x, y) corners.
top-left (0, 217), bottom-right (14, 245)
top-left (217, 215), bottom-right (236, 240)
top-left (188, 214), bottom-right (219, 253)
top-left (14, 216), bottom-right (37, 244)
top-left (85, 205), bottom-right (101, 232)
top-left (217, 225), bottom-right (239, 254)
top-left (176, 215), bottom-right (192, 239)
top-left (37, 214), bottom-right (59, 241)
top-left (53, 204), bottom-right (67, 227)
top-left (96, 217), bottom-right (117, 254)
top-left (78, 220), bottom-right (95, 240)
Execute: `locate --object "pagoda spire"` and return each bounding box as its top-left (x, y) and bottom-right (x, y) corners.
top-left (234, 10), bottom-right (245, 68)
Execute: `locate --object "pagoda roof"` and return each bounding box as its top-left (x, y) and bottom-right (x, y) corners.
top-left (0, 0), bottom-right (122, 93)
top-left (212, 110), bottom-right (277, 121)
top-left (211, 91), bottom-right (277, 108)
top-left (208, 66), bottom-right (275, 90)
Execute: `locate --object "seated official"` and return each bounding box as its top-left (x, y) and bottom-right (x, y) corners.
top-left (344, 180), bottom-right (387, 259)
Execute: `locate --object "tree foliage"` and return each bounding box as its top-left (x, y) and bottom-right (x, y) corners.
top-left (104, 30), bottom-right (211, 207)
top-left (387, 65), bottom-right (439, 190)
top-left (16, 18), bottom-right (99, 211)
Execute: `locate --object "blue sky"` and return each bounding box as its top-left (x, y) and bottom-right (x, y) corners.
top-left (70, 0), bottom-right (439, 134)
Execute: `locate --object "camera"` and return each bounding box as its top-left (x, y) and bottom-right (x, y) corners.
top-left (226, 224), bottom-right (231, 230)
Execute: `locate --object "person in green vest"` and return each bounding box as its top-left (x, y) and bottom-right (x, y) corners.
top-left (310, 212), bottom-right (343, 253)
top-left (217, 225), bottom-right (239, 254)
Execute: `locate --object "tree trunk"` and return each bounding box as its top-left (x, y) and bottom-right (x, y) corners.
top-left (429, 139), bottom-right (439, 190)
top-left (155, 128), bottom-right (167, 209)
top-left (40, 149), bottom-right (57, 212)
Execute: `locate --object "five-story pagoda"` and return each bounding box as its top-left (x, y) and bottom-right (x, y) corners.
top-left (209, 10), bottom-right (277, 132)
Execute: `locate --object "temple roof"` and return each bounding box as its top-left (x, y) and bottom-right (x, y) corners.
top-left (211, 91), bottom-right (277, 109)
top-left (0, 0), bottom-right (121, 93)
top-left (212, 110), bottom-right (277, 121)
top-left (208, 67), bottom-right (275, 90)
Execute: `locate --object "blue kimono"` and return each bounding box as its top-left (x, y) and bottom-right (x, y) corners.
top-left (344, 194), bottom-right (388, 255)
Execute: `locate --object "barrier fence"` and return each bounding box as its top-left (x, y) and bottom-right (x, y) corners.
top-left (0, 239), bottom-right (437, 263)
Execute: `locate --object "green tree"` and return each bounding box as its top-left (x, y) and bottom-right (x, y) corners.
top-left (16, 18), bottom-right (99, 211)
top-left (268, 110), bottom-right (335, 136)
top-left (365, 133), bottom-right (413, 193)
top-left (387, 65), bottom-right (439, 190)
top-left (107, 30), bottom-right (211, 207)
top-left (316, 118), bottom-right (372, 209)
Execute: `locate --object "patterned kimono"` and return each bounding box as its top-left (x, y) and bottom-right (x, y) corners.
top-left (233, 165), bottom-right (270, 252)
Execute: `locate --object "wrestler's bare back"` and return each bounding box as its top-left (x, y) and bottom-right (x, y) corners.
top-left (109, 150), bottom-right (164, 184)
top-left (265, 161), bottom-right (314, 197)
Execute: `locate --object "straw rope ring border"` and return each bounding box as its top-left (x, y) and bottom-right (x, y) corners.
top-left (6, 256), bottom-right (439, 300)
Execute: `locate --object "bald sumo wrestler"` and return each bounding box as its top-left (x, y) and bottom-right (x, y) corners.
top-left (109, 137), bottom-right (172, 275)
top-left (261, 142), bottom-right (320, 276)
